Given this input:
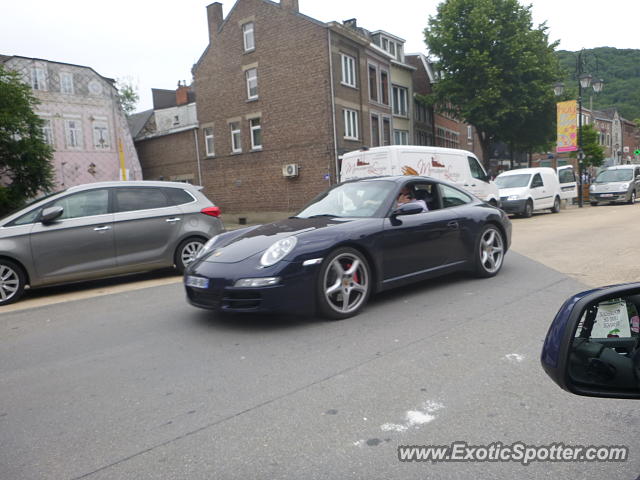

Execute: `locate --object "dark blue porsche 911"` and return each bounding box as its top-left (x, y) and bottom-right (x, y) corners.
top-left (184, 176), bottom-right (512, 319)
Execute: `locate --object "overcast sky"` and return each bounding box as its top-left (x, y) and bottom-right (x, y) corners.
top-left (1, 0), bottom-right (636, 112)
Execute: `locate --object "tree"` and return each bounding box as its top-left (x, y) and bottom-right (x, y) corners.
top-left (116, 77), bottom-right (139, 115)
top-left (424, 0), bottom-right (560, 166)
top-left (578, 124), bottom-right (605, 169)
top-left (0, 65), bottom-right (54, 216)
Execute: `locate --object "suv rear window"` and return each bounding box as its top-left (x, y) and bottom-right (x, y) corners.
top-left (162, 187), bottom-right (195, 206)
top-left (114, 188), bottom-right (168, 212)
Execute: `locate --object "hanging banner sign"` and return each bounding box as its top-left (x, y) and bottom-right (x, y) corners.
top-left (556, 100), bottom-right (578, 153)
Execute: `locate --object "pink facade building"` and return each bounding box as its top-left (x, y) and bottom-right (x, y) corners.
top-left (1, 55), bottom-right (142, 189)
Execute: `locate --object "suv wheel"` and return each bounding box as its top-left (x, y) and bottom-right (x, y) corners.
top-left (175, 238), bottom-right (206, 274)
top-left (0, 259), bottom-right (26, 306)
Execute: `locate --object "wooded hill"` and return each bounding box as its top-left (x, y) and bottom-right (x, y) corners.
top-left (557, 47), bottom-right (640, 123)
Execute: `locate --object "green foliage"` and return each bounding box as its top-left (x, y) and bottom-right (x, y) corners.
top-left (557, 48), bottom-right (640, 120)
top-left (424, 0), bottom-right (560, 163)
top-left (116, 77), bottom-right (139, 116)
top-left (579, 124), bottom-right (605, 168)
top-left (0, 65), bottom-right (54, 216)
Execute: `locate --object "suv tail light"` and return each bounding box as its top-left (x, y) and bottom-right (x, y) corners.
top-left (201, 206), bottom-right (221, 217)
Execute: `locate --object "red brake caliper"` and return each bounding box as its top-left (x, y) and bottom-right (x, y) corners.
top-left (345, 262), bottom-right (359, 284)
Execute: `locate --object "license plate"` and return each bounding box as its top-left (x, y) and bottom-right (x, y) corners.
top-left (600, 194), bottom-right (613, 198)
top-left (185, 276), bottom-right (209, 289)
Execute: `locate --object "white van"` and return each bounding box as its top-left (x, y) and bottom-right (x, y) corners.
top-left (557, 165), bottom-right (578, 202)
top-left (340, 146), bottom-right (500, 205)
top-left (495, 167), bottom-right (562, 217)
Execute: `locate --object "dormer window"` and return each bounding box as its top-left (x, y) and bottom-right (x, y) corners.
top-left (243, 22), bottom-right (255, 52)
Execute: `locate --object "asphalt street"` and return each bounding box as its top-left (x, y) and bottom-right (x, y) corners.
top-left (1, 251), bottom-right (638, 479)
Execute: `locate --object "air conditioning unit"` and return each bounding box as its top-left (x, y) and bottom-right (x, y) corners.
top-left (282, 164), bottom-right (299, 177)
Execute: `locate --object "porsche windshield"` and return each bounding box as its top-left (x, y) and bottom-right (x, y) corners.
top-left (595, 169), bottom-right (633, 183)
top-left (495, 174), bottom-right (531, 189)
top-left (296, 181), bottom-right (395, 218)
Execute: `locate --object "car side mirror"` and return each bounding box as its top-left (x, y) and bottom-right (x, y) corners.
top-left (541, 283), bottom-right (640, 399)
top-left (41, 206), bottom-right (64, 224)
top-left (392, 203), bottom-right (424, 217)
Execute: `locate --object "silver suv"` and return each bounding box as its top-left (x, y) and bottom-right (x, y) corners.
top-left (590, 165), bottom-right (640, 206)
top-left (0, 181), bottom-right (224, 305)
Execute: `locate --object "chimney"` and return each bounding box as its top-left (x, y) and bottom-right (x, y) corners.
top-left (176, 81), bottom-right (189, 106)
top-left (206, 2), bottom-right (223, 43)
top-left (280, 0), bottom-right (299, 12)
top-left (343, 18), bottom-right (357, 29)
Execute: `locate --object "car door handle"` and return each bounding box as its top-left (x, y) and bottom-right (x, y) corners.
top-left (165, 218), bottom-right (182, 223)
top-left (464, 183), bottom-right (476, 187)
top-left (447, 221), bottom-right (459, 229)
top-left (93, 226), bottom-right (111, 231)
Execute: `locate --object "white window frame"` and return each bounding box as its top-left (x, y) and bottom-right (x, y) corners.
top-left (204, 126), bottom-right (215, 157)
top-left (230, 122), bottom-right (242, 153)
top-left (249, 118), bottom-right (262, 150)
top-left (92, 120), bottom-right (110, 150)
top-left (40, 117), bottom-right (54, 146)
top-left (246, 68), bottom-right (258, 100)
top-left (31, 66), bottom-right (47, 91)
top-left (64, 118), bottom-right (83, 149)
top-left (340, 53), bottom-right (356, 88)
top-left (344, 109), bottom-right (359, 140)
top-left (60, 71), bottom-right (74, 94)
top-left (392, 85), bottom-right (408, 117)
top-left (393, 129), bottom-right (409, 145)
top-left (243, 22), bottom-right (255, 52)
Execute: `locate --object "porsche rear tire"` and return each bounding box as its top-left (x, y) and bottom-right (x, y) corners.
top-left (316, 247), bottom-right (371, 320)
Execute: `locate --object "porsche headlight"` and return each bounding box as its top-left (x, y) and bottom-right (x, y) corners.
top-left (260, 236), bottom-right (298, 267)
top-left (196, 234), bottom-right (220, 259)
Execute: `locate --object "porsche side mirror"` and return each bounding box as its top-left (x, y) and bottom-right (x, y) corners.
top-left (41, 206), bottom-right (64, 224)
top-left (541, 283), bottom-right (640, 399)
top-left (392, 204), bottom-right (424, 217)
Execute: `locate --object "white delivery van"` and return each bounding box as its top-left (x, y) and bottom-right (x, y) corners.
top-left (495, 167), bottom-right (562, 217)
top-left (340, 146), bottom-right (500, 205)
top-left (557, 165), bottom-right (578, 202)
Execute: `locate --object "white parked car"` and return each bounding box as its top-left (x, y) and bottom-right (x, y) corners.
top-left (495, 167), bottom-right (562, 217)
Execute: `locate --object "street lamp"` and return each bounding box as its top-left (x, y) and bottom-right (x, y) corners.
top-left (553, 50), bottom-right (604, 207)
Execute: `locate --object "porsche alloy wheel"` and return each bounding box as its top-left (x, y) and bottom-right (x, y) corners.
top-left (475, 225), bottom-right (505, 278)
top-left (317, 248), bottom-right (371, 320)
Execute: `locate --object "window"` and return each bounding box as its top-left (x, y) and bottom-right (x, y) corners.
top-left (92, 121), bottom-right (110, 149)
top-left (371, 114), bottom-right (380, 147)
top-left (392, 85), bottom-right (408, 117)
top-left (64, 118), bottom-right (83, 149)
top-left (60, 72), bottom-right (74, 94)
top-left (531, 173), bottom-right (544, 188)
top-left (230, 122), bottom-right (241, 153)
top-left (250, 118), bottom-right (262, 150)
top-left (204, 127), bottom-right (214, 156)
top-left (341, 54), bottom-right (356, 87)
top-left (467, 125), bottom-right (473, 141)
top-left (51, 189), bottom-right (109, 219)
top-left (382, 118), bottom-right (391, 146)
top-left (393, 130), bottom-right (408, 145)
top-left (31, 66), bottom-right (47, 91)
top-left (380, 71), bottom-right (389, 105)
top-left (243, 22), bottom-right (255, 52)
top-left (467, 157), bottom-right (488, 182)
top-left (368, 65), bottom-right (377, 102)
top-left (440, 184), bottom-right (472, 208)
top-left (115, 188), bottom-right (168, 212)
top-left (558, 168), bottom-right (576, 184)
top-left (344, 109), bottom-right (358, 140)
top-left (162, 188), bottom-right (195, 206)
top-left (246, 68), bottom-right (258, 100)
top-left (40, 118), bottom-right (54, 146)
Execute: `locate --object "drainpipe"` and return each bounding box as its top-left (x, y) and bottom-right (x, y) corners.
top-left (327, 28), bottom-right (339, 184)
top-left (193, 128), bottom-right (203, 185)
